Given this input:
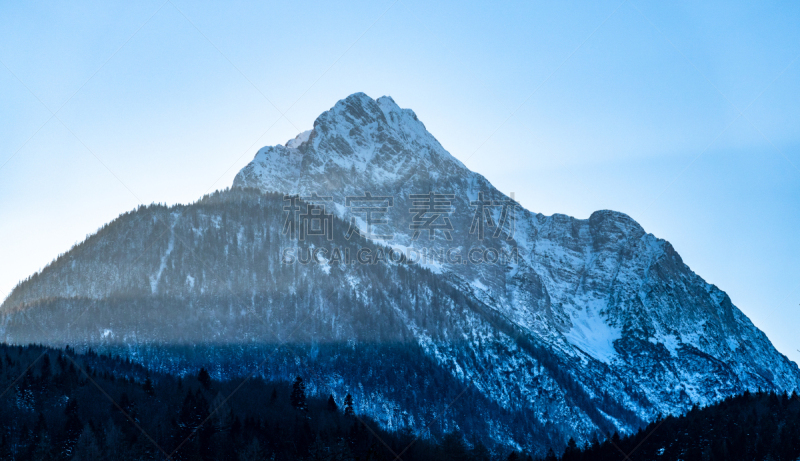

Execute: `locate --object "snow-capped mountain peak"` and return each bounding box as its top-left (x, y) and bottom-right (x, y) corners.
top-left (235, 92), bottom-right (800, 409)
top-left (236, 92), bottom-right (468, 194)
top-left (2, 92), bottom-right (797, 454)
top-left (286, 129), bottom-right (312, 149)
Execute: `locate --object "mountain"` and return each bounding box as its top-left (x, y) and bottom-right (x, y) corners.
top-left (2, 93), bottom-right (798, 455)
top-left (234, 92), bottom-right (800, 402)
top-left (0, 190), bottom-right (582, 452)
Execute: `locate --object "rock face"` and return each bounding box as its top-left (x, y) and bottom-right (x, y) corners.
top-left (2, 92), bottom-right (798, 454)
top-left (234, 92), bottom-right (800, 402)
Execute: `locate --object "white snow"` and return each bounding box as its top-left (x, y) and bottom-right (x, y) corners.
top-left (663, 334), bottom-right (680, 357)
top-left (471, 279), bottom-right (488, 292)
top-left (149, 226), bottom-right (175, 294)
top-left (316, 253), bottom-right (331, 274)
top-left (286, 130), bottom-right (312, 148)
top-left (650, 334), bottom-right (681, 357)
top-left (563, 300), bottom-right (621, 364)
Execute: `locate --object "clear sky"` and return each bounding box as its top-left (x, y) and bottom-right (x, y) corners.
top-left (1, 0), bottom-right (799, 363)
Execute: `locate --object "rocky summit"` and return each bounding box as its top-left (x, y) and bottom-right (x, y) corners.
top-left (2, 92), bottom-right (798, 454)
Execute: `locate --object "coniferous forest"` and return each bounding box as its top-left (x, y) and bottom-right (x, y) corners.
top-left (1, 344), bottom-right (799, 460)
top-left (0, 344), bottom-right (502, 460)
top-left (551, 390), bottom-right (800, 461)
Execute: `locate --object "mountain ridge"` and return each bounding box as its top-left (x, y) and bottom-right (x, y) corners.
top-left (1, 92), bottom-right (797, 454)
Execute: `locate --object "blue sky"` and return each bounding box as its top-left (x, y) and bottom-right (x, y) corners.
top-left (1, 0), bottom-right (799, 362)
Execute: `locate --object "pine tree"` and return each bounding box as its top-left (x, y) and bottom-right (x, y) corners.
top-left (327, 394), bottom-right (338, 412)
top-left (290, 376), bottom-right (307, 412)
top-left (72, 424), bottom-right (101, 461)
top-left (239, 438), bottom-right (267, 461)
top-left (344, 394), bottom-right (355, 417)
top-left (142, 375), bottom-right (155, 396)
top-left (39, 354), bottom-right (51, 387)
top-left (308, 436), bottom-right (330, 461)
top-left (470, 442), bottom-right (492, 461)
top-left (562, 437), bottom-right (579, 461)
top-left (30, 412), bottom-right (51, 461)
top-left (197, 367), bottom-right (212, 390)
top-left (440, 432), bottom-right (469, 461)
top-left (61, 398), bottom-right (82, 458)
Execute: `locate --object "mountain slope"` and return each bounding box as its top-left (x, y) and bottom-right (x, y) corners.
top-left (1, 93), bottom-right (798, 454)
top-left (232, 92), bottom-right (800, 403)
top-left (0, 190), bottom-right (605, 453)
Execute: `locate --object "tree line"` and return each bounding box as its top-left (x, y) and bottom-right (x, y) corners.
top-left (2, 343), bottom-right (799, 460)
top-left (0, 344), bottom-right (535, 460)
top-left (549, 389), bottom-right (800, 461)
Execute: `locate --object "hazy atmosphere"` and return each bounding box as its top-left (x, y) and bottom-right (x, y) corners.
top-left (3, 2), bottom-right (800, 460)
top-left (3, 0), bottom-right (798, 363)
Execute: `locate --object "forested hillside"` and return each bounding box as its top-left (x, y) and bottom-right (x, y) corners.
top-left (0, 344), bottom-right (508, 460)
top-left (0, 188), bottom-right (634, 453)
top-left (552, 391), bottom-right (800, 461)
top-left (2, 344), bottom-right (798, 460)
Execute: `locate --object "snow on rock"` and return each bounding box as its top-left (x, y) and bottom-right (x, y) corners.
top-left (3, 92), bottom-right (799, 454)
top-left (286, 129), bottom-right (312, 149)
top-left (563, 300), bottom-right (621, 364)
top-left (233, 91), bottom-right (800, 418)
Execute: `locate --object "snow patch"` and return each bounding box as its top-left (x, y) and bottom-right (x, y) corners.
top-left (662, 334), bottom-right (680, 357)
top-left (149, 228), bottom-right (175, 294)
top-left (286, 130), bottom-right (312, 149)
top-left (316, 254), bottom-right (331, 274)
top-left (471, 279), bottom-right (488, 292)
top-left (563, 300), bottom-right (620, 364)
